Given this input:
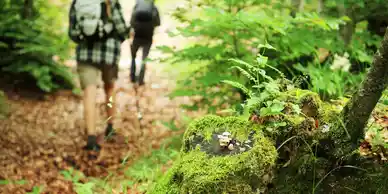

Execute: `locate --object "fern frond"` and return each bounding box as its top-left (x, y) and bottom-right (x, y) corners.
top-left (246, 97), bottom-right (261, 109)
top-left (265, 64), bottom-right (284, 77)
top-left (228, 58), bottom-right (255, 70)
top-left (258, 69), bottom-right (274, 81)
top-left (222, 80), bottom-right (253, 98)
top-left (230, 66), bottom-right (256, 82)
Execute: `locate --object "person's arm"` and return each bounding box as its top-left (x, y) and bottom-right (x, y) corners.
top-left (153, 7), bottom-right (160, 27)
top-left (68, 0), bottom-right (81, 43)
top-left (111, 2), bottom-right (130, 42)
top-left (130, 6), bottom-right (136, 28)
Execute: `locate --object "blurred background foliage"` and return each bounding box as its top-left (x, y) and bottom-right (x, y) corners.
top-left (0, 0), bottom-right (75, 93)
top-left (1, 0), bottom-right (386, 98)
top-left (159, 0), bottom-right (387, 112)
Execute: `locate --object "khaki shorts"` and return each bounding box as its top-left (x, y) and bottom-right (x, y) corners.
top-left (77, 63), bottom-right (118, 89)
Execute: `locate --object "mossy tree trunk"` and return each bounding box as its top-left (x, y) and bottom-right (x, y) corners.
top-left (341, 27), bottom-right (388, 146)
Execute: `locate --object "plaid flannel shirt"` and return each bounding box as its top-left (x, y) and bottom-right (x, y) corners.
top-left (68, 0), bottom-right (129, 66)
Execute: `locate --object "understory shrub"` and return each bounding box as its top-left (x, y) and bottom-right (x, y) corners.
top-left (0, 0), bottom-right (76, 92)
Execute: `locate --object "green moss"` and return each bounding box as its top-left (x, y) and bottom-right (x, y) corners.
top-left (285, 115), bottom-right (305, 126)
top-left (276, 88), bottom-right (342, 135)
top-left (278, 88), bottom-right (319, 103)
top-left (151, 115), bottom-right (277, 194)
top-left (319, 103), bottom-right (341, 124)
top-left (182, 115), bottom-right (260, 151)
top-left (149, 165), bottom-right (181, 194)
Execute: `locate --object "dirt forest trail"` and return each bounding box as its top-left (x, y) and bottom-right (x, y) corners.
top-left (0, 1), bottom-right (201, 193)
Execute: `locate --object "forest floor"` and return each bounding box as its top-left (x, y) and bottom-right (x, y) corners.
top-left (0, 1), bottom-right (201, 193)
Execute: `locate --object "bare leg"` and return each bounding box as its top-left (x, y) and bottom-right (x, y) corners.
top-left (84, 84), bottom-right (97, 136)
top-left (83, 84), bottom-right (100, 151)
top-left (104, 81), bottom-right (125, 143)
top-left (104, 82), bottom-right (116, 125)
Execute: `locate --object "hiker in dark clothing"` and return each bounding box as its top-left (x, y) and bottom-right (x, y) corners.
top-left (129, 0), bottom-right (161, 85)
top-left (68, 0), bottom-right (129, 152)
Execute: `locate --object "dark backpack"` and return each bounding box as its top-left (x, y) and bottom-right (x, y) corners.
top-left (133, 0), bottom-right (154, 22)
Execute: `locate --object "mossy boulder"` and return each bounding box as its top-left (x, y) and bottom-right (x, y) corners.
top-left (151, 115), bottom-right (277, 194)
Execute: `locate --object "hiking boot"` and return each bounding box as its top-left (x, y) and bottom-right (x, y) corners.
top-left (130, 59), bottom-right (136, 83)
top-left (104, 123), bottom-right (116, 140)
top-left (138, 80), bottom-right (145, 86)
top-left (83, 135), bottom-right (101, 152)
top-left (104, 124), bottom-right (127, 144)
top-left (138, 63), bottom-right (146, 86)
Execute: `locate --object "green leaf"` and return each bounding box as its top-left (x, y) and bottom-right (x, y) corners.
top-left (246, 97), bottom-right (261, 108)
top-left (74, 182), bottom-right (95, 194)
top-left (26, 186), bottom-right (44, 194)
top-left (258, 43), bottom-right (277, 50)
top-left (264, 82), bottom-right (280, 94)
top-left (256, 55), bottom-right (268, 67)
top-left (156, 45), bottom-right (174, 53)
top-left (291, 104), bottom-right (302, 115)
top-left (61, 170), bottom-right (73, 181)
top-left (240, 104), bottom-right (251, 120)
top-left (0, 42), bottom-right (8, 48)
top-left (259, 100), bottom-right (285, 117)
top-left (271, 101), bottom-right (285, 112)
top-left (15, 180), bottom-right (27, 185)
top-left (72, 88), bottom-right (82, 96)
top-left (276, 122), bottom-right (287, 127)
top-left (259, 107), bottom-right (272, 116)
top-left (340, 16), bottom-right (352, 22)
top-left (0, 180), bottom-right (10, 185)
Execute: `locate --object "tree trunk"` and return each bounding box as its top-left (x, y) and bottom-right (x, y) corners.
top-left (290, 0), bottom-right (304, 17)
top-left (317, 0), bottom-right (324, 13)
top-left (298, 0), bottom-right (304, 12)
top-left (367, 17), bottom-right (388, 37)
top-left (340, 21), bottom-right (355, 47)
top-left (22, 0), bottom-right (33, 19)
top-left (341, 27), bottom-right (388, 146)
top-left (337, 3), bottom-right (355, 47)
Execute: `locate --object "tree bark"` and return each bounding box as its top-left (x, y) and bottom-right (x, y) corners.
top-left (298, 0), bottom-right (304, 12)
top-left (337, 4), bottom-right (355, 48)
top-left (290, 0), bottom-right (304, 17)
top-left (22, 0), bottom-right (33, 19)
top-left (317, 0), bottom-right (324, 13)
top-left (340, 21), bottom-right (355, 47)
top-left (367, 17), bottom-right (388, 37)
top-left (341, 27), bottom-right (388, 146)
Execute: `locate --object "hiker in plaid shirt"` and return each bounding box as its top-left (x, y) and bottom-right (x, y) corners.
top-left (68, 0), bottom-right (129, 152)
